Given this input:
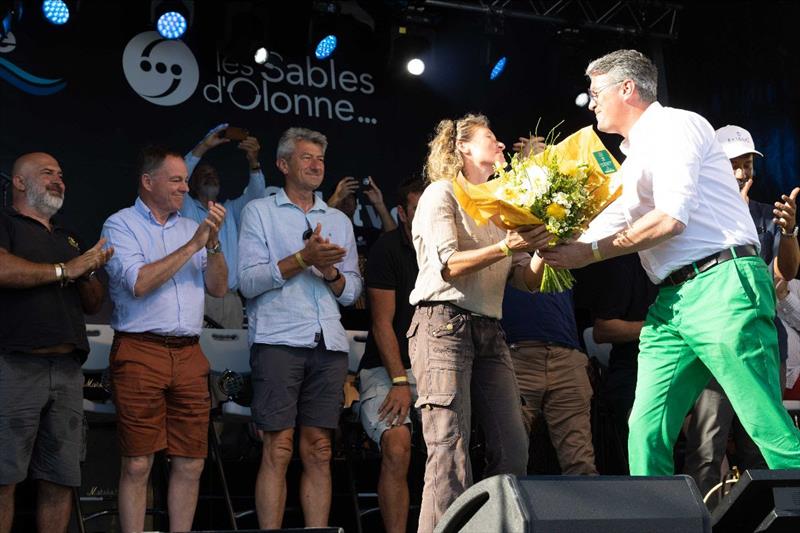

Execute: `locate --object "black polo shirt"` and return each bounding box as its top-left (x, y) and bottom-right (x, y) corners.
top-left (358, 228), bottom-right (419, 371)
top-left (0, 207), bottom-right (90, 357)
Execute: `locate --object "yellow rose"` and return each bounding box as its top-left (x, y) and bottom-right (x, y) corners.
top-left (546, 202), bottom-right (567, 220)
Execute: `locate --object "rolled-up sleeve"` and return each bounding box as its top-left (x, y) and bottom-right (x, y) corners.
top-left (417, 185), bottom-right (459, 272)
top-left (334, 217), bottom-right (363, 306)
top-left (237, 202), bottom-right (286, 298)
top-left (102, 216), bottom-right (145, 297)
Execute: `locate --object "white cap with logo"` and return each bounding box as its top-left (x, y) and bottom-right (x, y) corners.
top-left (715, 125), bottom-right (763, 159)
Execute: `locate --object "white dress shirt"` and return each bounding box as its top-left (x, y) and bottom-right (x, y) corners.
top-left (580, 102), bottom-right (758, 283)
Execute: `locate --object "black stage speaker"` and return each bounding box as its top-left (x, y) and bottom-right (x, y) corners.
top-left (434, 474), bottom-right (711, 533)
top-left (711, 469), bottom-right (800, 532)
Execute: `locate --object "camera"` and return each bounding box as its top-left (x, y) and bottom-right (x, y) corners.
top-left (222, 126), bottom-right (249, 141)
top-left (359, 177), bottom-right (371, 191)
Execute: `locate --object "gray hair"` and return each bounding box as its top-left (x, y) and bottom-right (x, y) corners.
top-left (276, 127), bottom-right (328, 160)
top-left (585, 49), bottom-right (658, 104)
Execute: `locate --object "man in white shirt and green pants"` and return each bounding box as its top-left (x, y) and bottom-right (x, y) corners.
top-left (541, 49), bottom-right (800, 475)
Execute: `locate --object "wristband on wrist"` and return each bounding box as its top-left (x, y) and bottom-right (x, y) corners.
top-left (54, 262), bottom-right (69, 287)
top-left (391, 375), bottom-right (409, 385)
top-left (206, 241), bottom-right (221, 255)
top-left (591, 240), bottom-right (603, 261)
top-left (498, 239), bottom-right (512, 256)
top-left (295, 252), bottom-right (309, 269)
top-left (250, 164), bottom-right (261, 171)
top-left (781, 225), bottom-right (798, 238)
top-left (392, 381), bottom-right (411, 387)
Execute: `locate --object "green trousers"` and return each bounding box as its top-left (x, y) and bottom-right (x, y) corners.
top-left (628, 256), bottom-right (800, 475)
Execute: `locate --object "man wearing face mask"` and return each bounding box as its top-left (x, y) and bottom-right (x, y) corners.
top-left (0, 152), bottom-right (113, 533)
top-left (181, 124), bottom-right (267, 328)
top-left (683, 126), bottom-right (800, 505)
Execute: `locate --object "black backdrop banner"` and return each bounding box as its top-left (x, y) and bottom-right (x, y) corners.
top-left (1, 1), bottom-right (798, 243)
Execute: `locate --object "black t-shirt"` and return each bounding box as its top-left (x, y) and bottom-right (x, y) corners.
top-left (358, 228), bottom-right (418, 371)
top-left (0, 207), bottom-right (89, 357)
top-left (586, 254), bottom-right (658, 366)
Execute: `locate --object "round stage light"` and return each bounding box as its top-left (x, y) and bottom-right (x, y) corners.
top-left (254, 47), bottom-right (268, 64)
top-left (42, 0), bottom-right (69, 25)
top-left (157, 11), bottom-right (187, 40)
top-left (489, 57), bottom-right (507, 80)
top-left (575, 92), bottom-right (590, 107)
top-left (315, 35), bottom-right (337, 60)
top-left (407, 58), bottom-right (425, 76)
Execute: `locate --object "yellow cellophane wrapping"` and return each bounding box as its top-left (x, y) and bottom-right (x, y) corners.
top-left (453, 125), bottom-right (623, 231)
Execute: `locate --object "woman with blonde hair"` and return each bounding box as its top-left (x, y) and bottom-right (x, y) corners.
top-left (409, 113), bottom-right (552, 532)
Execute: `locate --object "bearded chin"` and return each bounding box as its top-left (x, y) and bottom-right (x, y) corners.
top-left (27, 189), bottom-right (64, 216)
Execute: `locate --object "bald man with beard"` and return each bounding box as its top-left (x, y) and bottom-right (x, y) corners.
top-left (0, 152), bottom-right (113, 533)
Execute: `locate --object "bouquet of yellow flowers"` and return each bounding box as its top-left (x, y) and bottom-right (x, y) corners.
top-left (453, 125), bottom-right (622, 292)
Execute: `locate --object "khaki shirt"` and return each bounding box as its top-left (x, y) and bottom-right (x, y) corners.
top-left (409, 177), bottom-right (532, 319)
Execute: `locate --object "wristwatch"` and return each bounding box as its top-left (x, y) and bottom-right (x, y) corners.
top-left (206, 242), bottom-right (222, 255)
top-left (324, 268), bottom-right (342, 283)
top-left (781, 225), bottom-right (799, 238)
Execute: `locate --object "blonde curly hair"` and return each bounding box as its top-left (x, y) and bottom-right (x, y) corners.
top-left (424, 113), bottom-right (490, 182)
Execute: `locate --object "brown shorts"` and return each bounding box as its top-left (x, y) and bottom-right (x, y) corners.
top-left (110, 333), bottom-right (210, 458)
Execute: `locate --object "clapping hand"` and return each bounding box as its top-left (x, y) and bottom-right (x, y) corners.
top-left (301, 223), bottom-right (346, 269)
top-left (65, 237), bottom-right (115, 280)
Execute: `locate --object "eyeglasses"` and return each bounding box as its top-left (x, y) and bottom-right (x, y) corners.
top-left (588, 80), bottom-right (624, 104)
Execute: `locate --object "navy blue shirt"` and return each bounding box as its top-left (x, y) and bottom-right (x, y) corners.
top-left (501, 285), bottom-right (580, 350)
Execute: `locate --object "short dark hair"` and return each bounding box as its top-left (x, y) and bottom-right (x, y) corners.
top-left (396, 176), bottom-right (426, 210)
top-left (136, 145), bottom-right (184, 177)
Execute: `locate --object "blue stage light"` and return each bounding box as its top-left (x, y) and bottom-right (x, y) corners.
top-left (315, 35), bottom-right (337, 60)
top-left (42, 0), bottom-right (69, 25)
top-left (490, 56), bottom-right (507, 80)
top-left (156, 11), bottom-right (186, 40)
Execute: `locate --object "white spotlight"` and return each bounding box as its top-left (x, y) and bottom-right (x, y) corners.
top-left (407, 58), bottom-right (425, 76)
top-left (254, 47), bottom-right (268, 65)
top-left (575, 92), bottom-right (589, 107)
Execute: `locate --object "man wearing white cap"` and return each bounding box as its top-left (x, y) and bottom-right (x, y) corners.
top-left (683, 125), bottom-right (800, 503)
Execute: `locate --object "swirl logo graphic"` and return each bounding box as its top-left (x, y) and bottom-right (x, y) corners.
top-left (0, 32), bottom-right (67, 95)
top-left (122, 31), bottom-right (198, 106)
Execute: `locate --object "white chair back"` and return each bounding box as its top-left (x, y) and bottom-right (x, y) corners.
top-left (84, 324), bottom-right (114, 372)
top-left (200, 329), bottom-right (251, 374)
top-left (583, 327), bottom-right (612, 368)
top-left (347, 330), bottom-right (368, 373)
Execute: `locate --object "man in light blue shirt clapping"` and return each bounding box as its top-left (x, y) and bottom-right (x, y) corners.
top-left (182, 123), bottom-right (267, 328)
top-left (238, 127), bottom-right (362, 529)
top-left (102, 146), bottom-right (228, 533)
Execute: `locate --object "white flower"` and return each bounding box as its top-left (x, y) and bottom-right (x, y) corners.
top-left (523, 164), bottom-right (550, 199)
top-left (553, 191), bottom-right (571, 208)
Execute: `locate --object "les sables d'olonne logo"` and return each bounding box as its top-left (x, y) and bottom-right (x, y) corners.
top-left (122, 31), bottom-right (199, 107)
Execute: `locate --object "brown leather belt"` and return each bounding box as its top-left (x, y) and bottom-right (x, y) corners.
top-left (114, 331), bottom-right (199, 348)
top-left (658, 244), bottom-right (758, 288)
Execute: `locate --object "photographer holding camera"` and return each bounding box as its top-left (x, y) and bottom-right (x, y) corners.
top-left (327, 176), bottom-right (397, 328)
top-left (182, 123), bottom-right (267, 328)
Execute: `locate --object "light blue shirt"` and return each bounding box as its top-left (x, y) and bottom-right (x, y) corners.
top-left (238, 189), bottom-right (363, 352)
top-left (102, 197), bottom-right (207, 336)
top-left (183, 153), bottom-right (267, 290)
